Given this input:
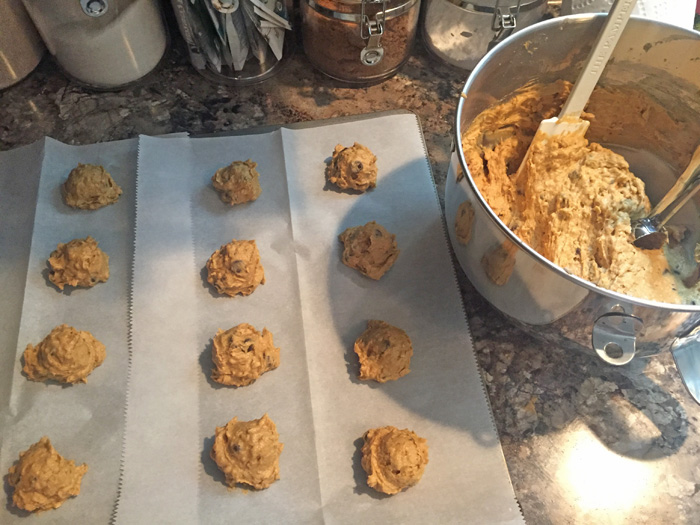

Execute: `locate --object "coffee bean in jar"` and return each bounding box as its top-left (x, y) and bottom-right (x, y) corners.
top-left (301, 0), bottom-right (420, 84)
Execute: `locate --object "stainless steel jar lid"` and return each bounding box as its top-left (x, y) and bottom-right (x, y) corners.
top-left (305, 0), bottom-right (419, 22)
top-left (445, 0), bottom-right (544, 11)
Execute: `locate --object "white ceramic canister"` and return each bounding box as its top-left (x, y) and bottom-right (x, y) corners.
top-left (21, 0), bottom-right (167, 89)
top-left (421, 0), bottom-right (547, 70)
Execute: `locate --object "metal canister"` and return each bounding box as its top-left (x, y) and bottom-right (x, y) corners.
top-left (421, 0), bottom-right (547, 70)
top-left (301, 0), bottom-right (421, 84)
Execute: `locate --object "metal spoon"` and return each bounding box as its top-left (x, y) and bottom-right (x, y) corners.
top-left (633, 145), bottom-right (700, 250)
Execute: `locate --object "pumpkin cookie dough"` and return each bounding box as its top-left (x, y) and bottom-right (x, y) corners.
top-left (462, 80), bottom-right (692, 304)
top-left (211, 323), bottom-right (280, 386)
top-left (338, 221), bottom-right (399, 280)
top-left (48, 236), bottom-right (109, 291)
top-left (7, 437), bottom-right (88, 513)
top-left (455, 200), bottom-right (475, 245)
top-left (354, 320), bottom-right (412, 382)
top-left (210, 414), bottom-right (283, 490)
top-left (62, 163), bottom-right (122, 210)
top-left (327, 142), bottom-right (378, 192)
top-left (211, 160), bottom-right (262, 205)
top-left (206, 240), bottom-right (265, 297)
top-left (361, 426), bottom-right (429, 495)
top-left (23, 324), bottom-right (106, 384)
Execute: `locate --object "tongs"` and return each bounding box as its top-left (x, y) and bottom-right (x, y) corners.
top-left (632, 145), bottom-right (700, 250)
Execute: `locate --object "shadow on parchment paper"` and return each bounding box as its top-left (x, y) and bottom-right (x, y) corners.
top-left (351, 436), bottom-right (390, 499)
top-left (327, 158), bottom-right (497, 443)
top-left (3, 470), bottom-right (31, 518)
top-left (201, 435), bottom-right (227, 488)
top-left (328, 157), bottom-right (689, 460)
top-left (342, 319), bottom-right (383, 387)
top-left (199, 339), bottom-right (229, 391)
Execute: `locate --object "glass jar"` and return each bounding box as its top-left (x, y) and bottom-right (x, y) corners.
top-left (301, 0), bottom-right (420, 84)
top-left (171, 0), bottom-right (295, 86)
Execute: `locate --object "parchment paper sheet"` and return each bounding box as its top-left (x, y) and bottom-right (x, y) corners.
top-left (118, 114), bottom-right (523, 524)
top-left (0, 138), bottom-right (137, 524)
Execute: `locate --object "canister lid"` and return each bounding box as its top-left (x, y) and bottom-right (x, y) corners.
top-left (446, 0), bottom-right (545, 12)
top-left (306, 0), bottom-right (418, 21)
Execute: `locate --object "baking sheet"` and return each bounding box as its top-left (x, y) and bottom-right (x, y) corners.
top-left (0, 137), bottom-right (137, 524)
top-left (117, 113), bottom-right (523, 523)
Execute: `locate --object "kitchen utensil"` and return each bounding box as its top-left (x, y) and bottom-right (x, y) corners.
top-left (446, 14), bottom-right (700, 401)
top-left (517, 0), bottom-right (637, 176)
top-left (633, 145), bottom-right (700, 250)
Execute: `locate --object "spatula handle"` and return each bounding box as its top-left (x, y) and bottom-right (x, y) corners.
top-left (559, 0), bottom-right (638, 119)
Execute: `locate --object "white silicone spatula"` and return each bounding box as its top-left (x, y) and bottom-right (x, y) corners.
top-left (520, 0), bottom-right (638, 152)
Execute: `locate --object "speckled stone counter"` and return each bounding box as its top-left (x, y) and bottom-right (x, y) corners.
top-left (3, 22), bottom-right (700, 524)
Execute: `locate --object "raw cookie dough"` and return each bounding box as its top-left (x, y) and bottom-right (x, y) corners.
top-left (7, 437), bottom-right (88, 513)
top-left (62, 163), bottom-right (122, 210)
top-left (338, 221), bottom-right (399, 280)
top-left (327, 142), bottom-right (378, 192)
top-left (48, 236), bottom-right (110, 290)
top-left (462, 80), bottom-right (685, 304)
top-left (211, 323), bottom-right (280, 386)
top-left (361, 426), bottom-right (429, 495)
top-left (23, 324), bottom-right (106, 384)
top-left (210, 414), bottom-right (283, 490)
top-left (354, 320), bottom-right (412, 382)
top-left (211, 160), bottom-right (262, 205)
top-left (455, 200), bottom-right (475, 245)
top-left (206, 240), bottom-right (265, 297)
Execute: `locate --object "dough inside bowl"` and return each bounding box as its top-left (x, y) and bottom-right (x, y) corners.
top-left (461, 80), bottom-right (700, 305)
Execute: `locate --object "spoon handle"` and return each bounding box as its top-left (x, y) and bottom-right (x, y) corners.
top-left (652, 146), bottom-right (700, 228)
top-left (558, 0), bottom-right (637, 120)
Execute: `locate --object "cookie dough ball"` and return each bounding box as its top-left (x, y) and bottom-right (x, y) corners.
top-left (354, 320), bottom-right (412, 382)
top-left (327, 143), bottom-right (378, 192)
top-left (7, 437), bottom-right (88, 513)
top-left (212, 160), bottom-right (262, 205)
top-left (206, 240), bottom-right (265, 297)
top-left (23, 324), bottom-right (106, 384)
top-left (338, 221), bottom-right (399, 280)
top-left (48, 236), bottom-right (109, 291)
top-left (62, 163), bottom-right (122, 210)
top-left (361, 426), bottom-right (429, 495)
top-left (455, 200), bottom-right (475, 245)
top-left (211, 323), bottom-right (280, 386)
top-left (210, 414), bottom-right (283, 490)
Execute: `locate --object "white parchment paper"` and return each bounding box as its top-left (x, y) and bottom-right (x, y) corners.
top-left (117, 114), bottom-right (523, 524)
top-left (0, 137), bottom-right (137, 524)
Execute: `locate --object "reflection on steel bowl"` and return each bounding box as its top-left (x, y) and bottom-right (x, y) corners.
top-left (444, 15), bottom-right (700, 401)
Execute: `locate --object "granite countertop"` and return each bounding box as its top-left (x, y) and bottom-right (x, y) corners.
top-left (3, 11), bottom-right (700, 524)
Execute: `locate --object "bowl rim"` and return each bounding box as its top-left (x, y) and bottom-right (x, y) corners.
top-left (454, 13), bottom-right (700, 313)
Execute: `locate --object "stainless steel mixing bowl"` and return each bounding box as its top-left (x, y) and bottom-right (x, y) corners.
top-left (445, 14), bottom-right (700, 401)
